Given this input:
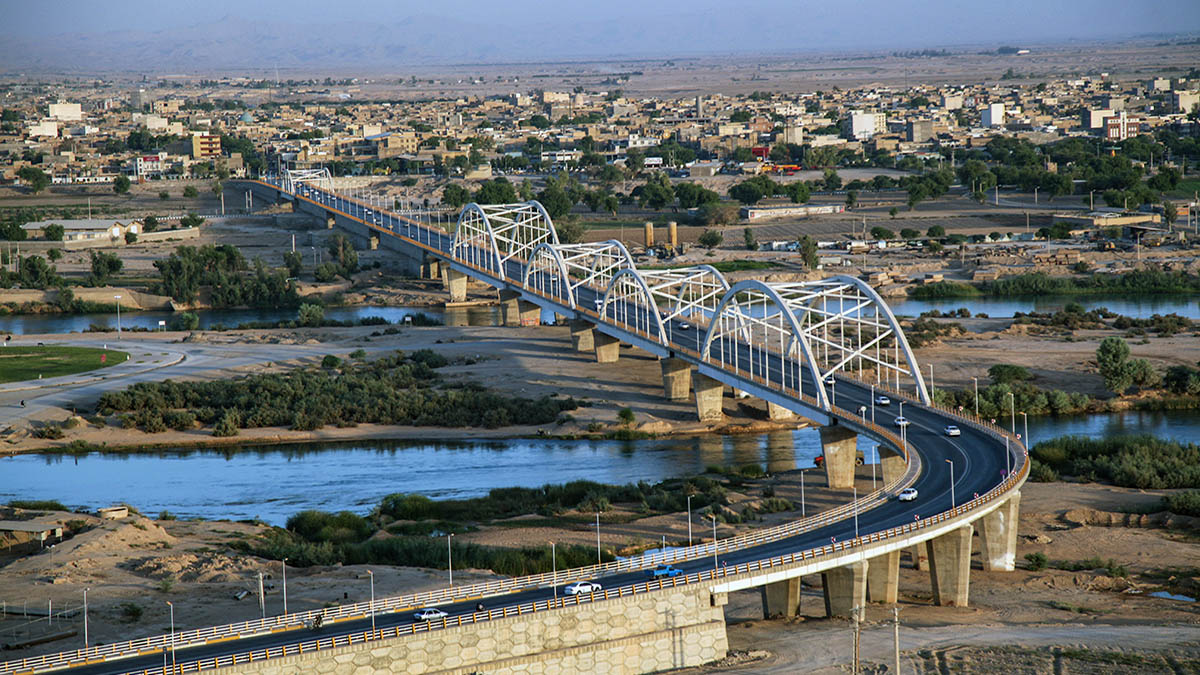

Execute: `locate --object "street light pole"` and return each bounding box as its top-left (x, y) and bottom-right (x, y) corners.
top-left (870, 384), bottom-right (875, 424)
top-left (972, 377), bottom-right (979, 417)
top-left (853, 486), bottom-right (859, 539)
top-left (167, 601), bottom-right (176, 671)
top-left (800, 469), bottom-right (806, 517)
top-left (1008, 392), bottom-right (1016, 438)
top-left (946, 459), bottom-right (956, 509)
top-left (367, 570), bottom-right (375, 635)
top-left (114, 295), bottom-right (122, 336)
top-left (595, 512), bottom-right (602, 564)
top-left (712, 515), bottom-right (718, 570)
top-left (550, 541), bottom-right (558, 603)
top-left (82, 587), bottom-right (89, 649)
top-left (1020, 411), bottom-right (1029, 449)
top-left (447, 533), bottom-right (454, 587)
top-left (686, 495), bottom-right (693, 547)
top-left (281, 558), bottom-right (288, 616)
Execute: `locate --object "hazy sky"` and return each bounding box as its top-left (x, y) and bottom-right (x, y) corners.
top-left (2, 0), bottom-right (1198, 68)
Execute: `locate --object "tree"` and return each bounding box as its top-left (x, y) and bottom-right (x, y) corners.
top-left (43, 224), bottom-right (64, 241)
top-left (900, 228), bottom-right (919, 239)
top-left (988, 364), bottom-right (1031, 384)
top-left (16, 166), bottom-right (50, 194)
top-left (327, 234), bottom-right (358, 279)
top-left (125, 231), bottom-right (138, 244)
top-left (845, 190), bottom-right (857, 209)
top-left (171, 311), bottom-right (199, 331)
top-left (89, 250), bottom-right (123, 284)
top-left (556, 219), bottom-right (585, 244)
top-left (211, 181), bottom-right (223, 196)
top-left (698, 229), bottom-right (724, 249)
top-left (183, 185), bottom-right (198, 198)
top-left (298, 303), bottom-right (325, 327)
top-left (889, 207), bottom-right (899, 219)
top-left (537, 185), bottom-right (575, 220)
top-left (143, 216), bottom-right (158, 232)
top-left (637, 173), bottom-right (674, 210)
top-left (1097, 337), bottom-right (1133, 394)
top-left (673, 182), bottom-right (719, 209)
top-left (699, 202), bottom-right (739, 227)
top-left (796, 235), bottom-right (819, 269)
top-left (475, 178), bottom-right (518, 204)
top-left (180, 213), bottom-right (205, 228)
top-left (1164, 201), bottom-right (1178, 225)
top-left (47, 248), bottom-right (62, 262)
top-left (159, 191), bottom-right (169, 200)
top-left (743, 227), bottom-right (757, 250)
top-left (283, 250), bottom-right (303, 277)
top-left (870, 226), bottom-right (894, 240)
top-left (113, 175), bottom-right (132, 195)
top-left (442, 183), bottom-right (470, 208)
top-left (926, 225), bottom-right (946, 238)
top-left (729, 181), bottom-right (765, 205)
top-left (783, 181), bottom-right (810, 204)
top-left (823, 169), bottom-right (842, 191)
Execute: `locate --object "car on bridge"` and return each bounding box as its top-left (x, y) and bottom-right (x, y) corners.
top-left (648, 564), bottom-right (683, 579)
top-left (893, 416), bottom-right (911, 428)
top-left (874, 395), bottom-right (891, 406)
top-left (678, 321), bottom-right (691, 331)
top-left (898, 488), bottom-right (919, 502)
top-left (824, 375), bottom-right (836, 385)
top-left (565, 581), bottom-right (603, 595)
top-left (944, 425), bottom-right (961, 437)
top-left (413, 608), bottom-right (449, 621)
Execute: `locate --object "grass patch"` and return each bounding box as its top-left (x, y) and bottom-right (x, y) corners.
top-left (7, 499), bottom-right (69, 511)
top-left (0, 346), bottom-right (127, 383)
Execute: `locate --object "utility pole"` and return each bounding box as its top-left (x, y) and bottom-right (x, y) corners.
top-left (852, 605), bottom-right (861, 674)
top-left (893, 606), bottom-right (901, 675)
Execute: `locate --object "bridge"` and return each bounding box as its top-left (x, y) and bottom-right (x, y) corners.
top-left (2, 171), bottom-right (1027, 675)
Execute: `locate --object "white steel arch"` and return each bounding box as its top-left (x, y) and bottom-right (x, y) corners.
top-left (701, 280), bottom-right (832, 411)
top-left (521, 240), bottom-right (635, 309)
top-left (600, 268), bottom-right (670, 344)
top-left (634, 265), bottom-right (730, 325)
top-left (283, 168), bottom-right (333, 194)
top-left (451, 201), bottom-right (559, 281)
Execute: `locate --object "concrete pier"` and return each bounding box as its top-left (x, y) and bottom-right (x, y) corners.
top-left (866, 550), bottom-right (900, 604)
top-left (443, 268), bottom-right (468, 303)
top-left (694, 373), bottom-right (725, 422)
top-left (819, 426), bottom-right (858, 489)
top-left (822, 562), bottom-right (868, 618)
top-left (593, 331), bottom-right (621, 363)
top-left (760, 578), bottom-right (802, 618)
top-left (926, 525), bottom-right (973, 607)
top-left (977, 492), bottom-right (1021, 572)
top-left (661, 358), bottom-right (692, 401)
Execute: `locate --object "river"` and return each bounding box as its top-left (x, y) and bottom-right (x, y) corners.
top-left (2, 410), bottom-right (1196, 525)
top-left (2, 294), bottom-right (1195, 335)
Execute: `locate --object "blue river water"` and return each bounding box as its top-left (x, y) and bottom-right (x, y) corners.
top-left (1, 409), bottom-right (1196, 525)
top-left (1, 294), bottom-right (1198, 335)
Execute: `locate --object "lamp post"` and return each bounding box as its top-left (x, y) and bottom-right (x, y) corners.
top-left (870, 384), bottom-right (876, 424)
top-left (852, 486), bottom-right (860, 540)
top-left (550, 541), bottom-right (558, 603)
top-left (1019, 411), bottom-right (1029, 449)
top-left (114, 295), bottom-right (122, 336)
top-left (928, 363), bottom-right (934, 400)
top-left (800, 469), bottom-right (806, 517)
top-left (82, 587), bottom-right (89, 649)
top-left (712, 515), bottom-right (718, 571)
top-left (1007, 392), bottom-right (1016, 438)
top-left (946, 459), bottom-right (956, 509)
top-left (281, 558), bottom-right (288, 616)
top-left (972, 377), bottom-right (979, 417)
top-left (166, 601), bottom-right (176, 671)
top-left (447, 533), bottom-right (454, 587)
top-left (595, 512), bottom-right (602, 564)
top-left (367, 570), bottom-right (375, 635)
top-left (686, 495), bottom-right (693, 547)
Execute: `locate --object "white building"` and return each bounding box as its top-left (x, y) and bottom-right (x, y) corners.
top-left (843, 111), bottom-right (886, 140)
top-left (48, 102), bottom-right (82, 121)
top-left (981, 103), bottom-right (1005, 128)
top-left (27, 120), bottom-right (58, 137)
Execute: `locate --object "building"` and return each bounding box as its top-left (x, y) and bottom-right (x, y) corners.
top-left (1148, 78), bottom-right (1172, 92)
top-left (981, 103), bottom-right (1005, 128)
top-left (135, 151), bottom-right (170, 177)
top-left (843, 111), bottom-right (886, 140)
top-left (1173, 91), bottom-right (1200, 114)
top-left (906, 119), bottom-right (934, 143)
top-left (1103, 112), bottom-right (1141, 141)
top-left (1083, 108), bottom-right (1115, 130)
top-left (130, 88), bottom-right (148, 110)
top-left (48, 101), bottom-right (82, 121)
top-left (191, 132), bottom-right (221, 160)
top-left (780, 121), bottom-right (804, 145)
top-left (940, 94), bottom-right (964, 111)
top-left (27, 120), bottom-right (58, 137)
top-left (21, 218), bottom-right (139, 241)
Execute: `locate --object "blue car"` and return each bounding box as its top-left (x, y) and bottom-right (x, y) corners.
top-left (648, 564), bottom-right (683, 579)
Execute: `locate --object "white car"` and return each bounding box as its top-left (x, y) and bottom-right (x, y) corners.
top-left (824, 376), bottom-right (835, 386)
top-left (944, 425), bottom-right (961, 437)
top-left (898, 488), bottom-right (919, 502)
top-left (678, 322), bottom-right (691, 331)
top-left (412, 608), bottom-right (448, 621)
top-left (593, 299), bottom-right (603, 311)
top-left (564, 581), bottom-right (602, 595)
top-left (893, 416), bottom-right (911, 428)
top-left (874, 395), bottom-right (891, 406)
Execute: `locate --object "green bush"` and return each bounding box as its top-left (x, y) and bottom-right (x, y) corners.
top-left (8, 499), bottom-right (68, 511)
top-left (988, 364), bottom-right (1032, 385)
top-left (1025, 552), bottom-right (1048, 570)
top-left (1162, 490), bottom-right (1200, 517)
top-left (321, 354), bottom-right (342, 369)
top-left (170, 311), bottom-right (200, 331)
top-left (212, 410), bottom-right (240, 437)
top-left (1031, 435), bottom-right (1200, 489)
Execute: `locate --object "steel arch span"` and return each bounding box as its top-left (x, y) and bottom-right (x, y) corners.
top-left (701, 276), bottom-right (929, 412)
top-left (451, 201), bottom-right (559, 281)
top-left (598, 265), bottom-right (731, 347)
top-left (283, 168), bottom-right (333, 194)
top-left (521, 240), bottom-right (636, 309)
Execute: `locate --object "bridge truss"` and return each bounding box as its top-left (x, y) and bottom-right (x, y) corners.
top-left (452, 202), bottom-right (559, 281)
top-left (282, 168), bottom-right (333, 194)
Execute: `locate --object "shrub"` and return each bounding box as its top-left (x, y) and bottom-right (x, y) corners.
top-left (163, 410), bottom-right (196, 431)
top-left (321, 354), bottom-right (342, 369)
top-left (350, 348), bottom-right (367, 360)
top-left (1162, 490), bottom-right (1200, 517)
top-left (212, 410), bottom-right (240, 437)
top-left (119, 602), bottom-right (144, 622)
top-left (617, 407), bottom-right (635, 426)
top-left (298, 303), bottom-right (324, 327)
top-left (170, 311), bottom-right (200, 331)
top-left (183, 186), bottom-right (199, 198)
top-left (7, 499), bottom-right (68, 511)
top-left (988, 364), bottom-right (1032, 385)
top-left (697, 229), bottom-right (724, 249)
top-left (1025, 552), bottom-right (1048, 570)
